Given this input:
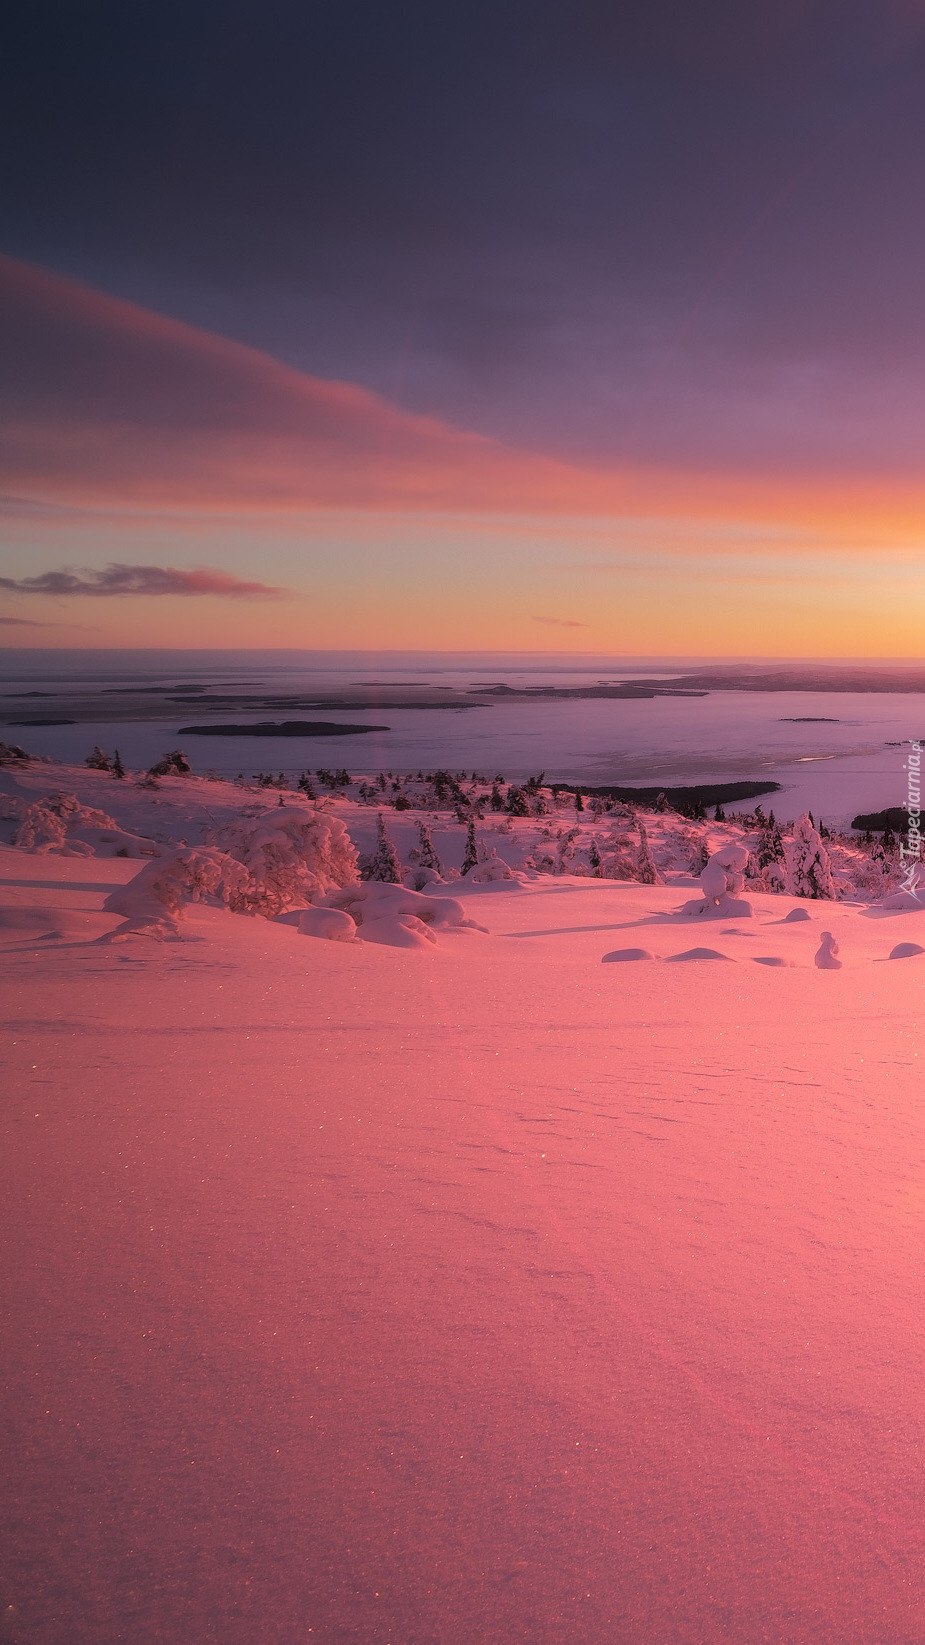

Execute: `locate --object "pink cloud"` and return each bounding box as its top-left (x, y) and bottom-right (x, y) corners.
top-left (4, 255), bottom-right (925, 546)
top-left (0, 254), bottom-right (628, 517)
top-left (0, 564), bottom-right (285, 597)
top-left (531, 615), bottom-right (590, 628)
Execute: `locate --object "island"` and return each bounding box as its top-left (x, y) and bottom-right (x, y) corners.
top-left (177, 720), bottom-right (389, 737)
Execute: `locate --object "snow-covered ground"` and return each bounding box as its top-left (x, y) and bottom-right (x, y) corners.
top-left (3, 754), bottom-right (924, 1644)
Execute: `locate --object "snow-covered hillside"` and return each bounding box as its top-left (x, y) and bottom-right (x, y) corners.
top-left (2, 747), bottom-right (924, 1644)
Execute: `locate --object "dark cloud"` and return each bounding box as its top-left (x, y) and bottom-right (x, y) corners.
top-left (4, 3), bottom-right (925, 468)
top-left (0, 564), bottom-right (286, 597)
top-left (0, 614), bottom-right (51, 625)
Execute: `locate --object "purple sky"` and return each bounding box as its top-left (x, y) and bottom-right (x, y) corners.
top-left (3, 2), bottom-right (925, 653)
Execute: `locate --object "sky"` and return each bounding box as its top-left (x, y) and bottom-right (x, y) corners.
top-left (3, 0), bottom-right (925, 654)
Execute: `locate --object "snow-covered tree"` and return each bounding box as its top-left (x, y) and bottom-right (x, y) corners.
top-left (211, 804), bottom-right (358, 913)
top-left (636, 821), bottom-right (662, 885)
top-left (112, 749), bottom-right (126, 779)
top-left (690, 838), bottom-right (710, 875)
top-left (785, 814), bottom-right (835, 899)
top-left (362, 813), bottom-right (402, 883)
top-left (588, 839), bottom-right (603, 876)
top-left (505, 785), bottom-right (530, 816)
top-left (414, 818), bottom-right (442, 876)
top-left (461, 819), bottom-right (479, 875)
top-left (757, 820), bottom-right (786, 871)
top-left (556, 827), bottom-right (578, 873)
top-left (85, 746), bottom-right (111, 771)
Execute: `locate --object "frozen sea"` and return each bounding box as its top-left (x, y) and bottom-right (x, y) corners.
top-left (1, 648), bottom-right (922, 829)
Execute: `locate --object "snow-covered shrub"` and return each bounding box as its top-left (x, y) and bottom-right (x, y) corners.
top-left (600, 847), bottom-right (638, 880)
top-left (211, 804), bottom-right (357, 915)
top-left (103, 848), bottom-right (253, 936)
top-left (677, 840), bottom-right (753, 918)
top-left (814, 930), bottom-right (841, 969)
top-left (148, 749), bottom-right (192, 777)
top-left (12, 791), bottom-right (159, 857)
top-left (468, 848), bottom-right (513, 882)
top-left (699, 840), bottom-right (748, 903)
top-left (785, 815), bottom-right (835, 899)
top-left (12, 799), bottom-right (69, 853)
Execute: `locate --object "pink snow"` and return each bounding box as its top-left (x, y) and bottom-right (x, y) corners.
top-left (2, 780), bottom-right (925, 1643)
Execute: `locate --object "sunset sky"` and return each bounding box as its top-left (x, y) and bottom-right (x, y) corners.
top-left (3, 1), bottom-right (925, 653)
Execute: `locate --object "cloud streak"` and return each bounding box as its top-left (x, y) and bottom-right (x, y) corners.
top-left (3, 255), bottom-right (925, 546)
top-left (0, 563), bottom-right (286, 597)
top-left (531, 615), bottom-right (589, 628)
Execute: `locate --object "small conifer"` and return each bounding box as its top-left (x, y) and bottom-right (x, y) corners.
top-left (363, 814), bottom-right (402, 882)
top-left (415, 819), bottom-right (442, 875)
top-left (461, 819), bottom-right (479, 875)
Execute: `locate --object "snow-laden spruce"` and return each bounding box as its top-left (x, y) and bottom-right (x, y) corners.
top-left (785, 815), bottom-right (835, 900)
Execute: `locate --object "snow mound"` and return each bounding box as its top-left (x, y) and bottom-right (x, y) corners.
top-left (888, 941), bottom-right (925, 959)
top-left (665, 947), bottom-right (733, 962)
top-left (601, 947), bottom-right (655, 962)
top-left (11, 791), bottom-right (159, 858)
top-left (879, 889), bottom-right (924, 911)
top-left (299, 907), bottom-right (358, 943)
top-left (319, 882), bottom-right (489, 948)
top-left (678, 893), bottom-right (753, 920)
top-left (753, 955), bottom-right (795, 967)
top-left (210, 805), bottom-right (357, 916)
top-left (468, 849), bottom-right (514, 883)
top-left (359, 913), bottom-right (438, 949)
top-left (402, 865), bottom-right (444, 891)
top-left (780, 907), bottom-right (812, 923)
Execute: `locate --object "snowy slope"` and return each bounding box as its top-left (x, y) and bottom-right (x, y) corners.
top-left (2, 771), bottom-right (925, 1645)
